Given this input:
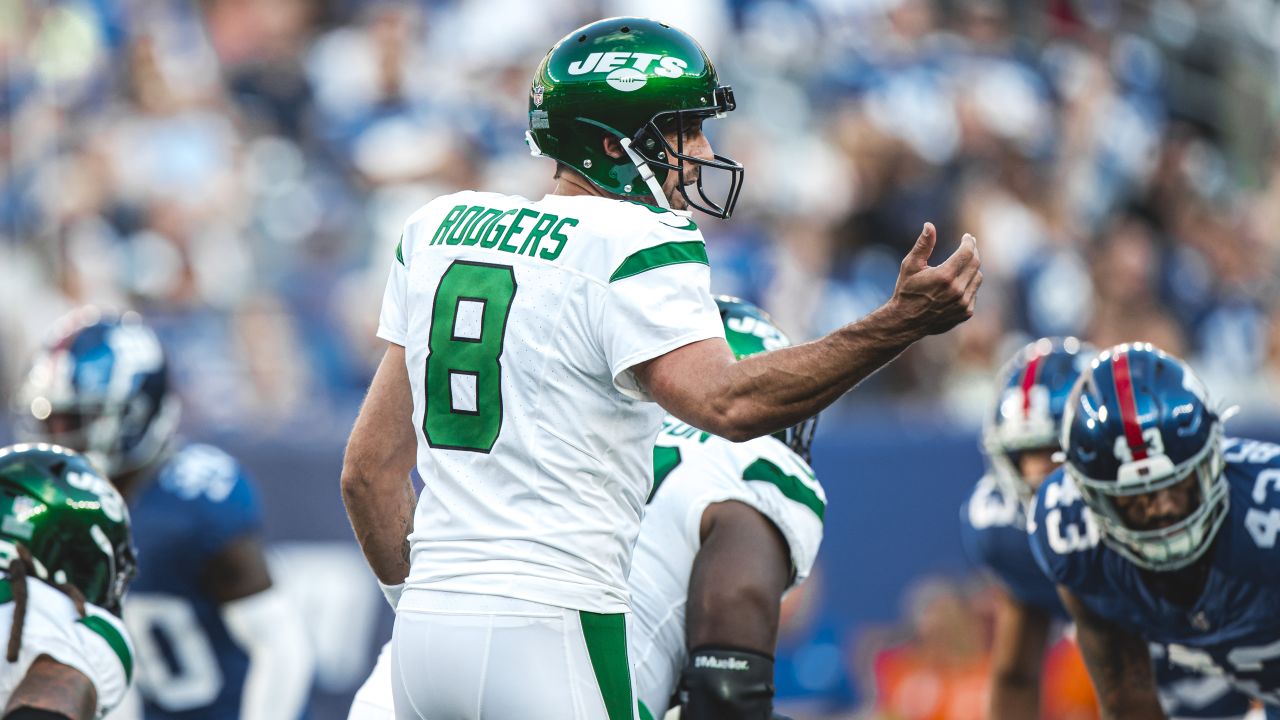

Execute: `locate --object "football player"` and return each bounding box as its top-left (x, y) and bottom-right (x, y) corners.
top-left (345, 297), bottom-right (822, 720)
top-left (0, 443), bottom-right (136, 720)
top-left (1029, 344), bottom-right (1280, 719)
top-left (342, 17), bottom-right (980, 719)
top-left (963, 339), bottom-right (1249, 719)
top-left (17, 310), bottom-right (313, 720)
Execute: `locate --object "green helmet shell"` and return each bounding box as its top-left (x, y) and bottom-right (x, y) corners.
top-left (0, 444), bottom-right (137, 611)
top-left (714, 296), bottom-right (819, 461)
top-left (528, 17), bottom-right (742, 215)
top-left (717, 295), bottom-right (793, 359)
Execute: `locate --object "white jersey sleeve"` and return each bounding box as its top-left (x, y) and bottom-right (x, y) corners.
top-left (600, 217), bottom-right (724, 400)
top-left (377, 203), bottom-right (438, 347)
top-left (0, 576), bottom-right (134, 718)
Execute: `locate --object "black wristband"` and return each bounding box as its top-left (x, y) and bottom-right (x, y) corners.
top-left (678, 646), bottom-right (776, 720)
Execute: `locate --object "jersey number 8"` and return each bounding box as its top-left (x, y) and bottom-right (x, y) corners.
top-left (424, 261), bottom-right (517, 453)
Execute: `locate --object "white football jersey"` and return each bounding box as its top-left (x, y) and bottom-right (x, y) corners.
top-left (628, 416), bottom-right (826, 716)
top-left (0, 574), bottom-right (133, 718)
top-left (379, 191), bottom-right (724, 614)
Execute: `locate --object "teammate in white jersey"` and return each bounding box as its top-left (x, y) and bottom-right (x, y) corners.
top-left (630, 297), bottom-right (824, 720)
top-left (346, 298), bottom-right (824, 720)
top-left (341, 17), bottom-right (981, 720)
top-left (0, 444), bottom-right (136, 720)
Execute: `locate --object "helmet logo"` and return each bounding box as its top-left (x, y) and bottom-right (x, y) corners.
top-left (532, 84), bottom-right (545, 107)
top-left (566, 51), bottom-right (689, 79)
top-left (607, 67), bottom-right (646, 92)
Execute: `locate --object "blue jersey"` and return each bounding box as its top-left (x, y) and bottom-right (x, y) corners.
top-left (966, 474), bottom-right (1252, 717)
top-left (960, 475), bottom-right (1066, 615)
top-left (123, 443), bottom-right (265, 719)
top-left (1030, 437), bottom-right (1280, 709)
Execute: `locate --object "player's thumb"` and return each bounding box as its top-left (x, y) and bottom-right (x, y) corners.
top-left (901, 222), bottom-right (937, 272)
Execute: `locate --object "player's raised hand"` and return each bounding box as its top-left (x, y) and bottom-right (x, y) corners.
top-left (888, 222), bottom-right (982, 336)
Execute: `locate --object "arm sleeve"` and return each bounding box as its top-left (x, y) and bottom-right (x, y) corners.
top-left (601, 228), bottom-right (724, 401)
top-left (376, 233), bottom-right (410, 346)
top-left (221, 586), bottom-right (314, 720)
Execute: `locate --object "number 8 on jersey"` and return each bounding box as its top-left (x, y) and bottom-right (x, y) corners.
top-left (425, 261), bottom-right (517, 452)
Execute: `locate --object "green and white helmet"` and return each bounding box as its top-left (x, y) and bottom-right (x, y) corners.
top-left (716, 296), bottom-right (818, 461)
top-left (0, 444), bottom-right (137, 612)
top-left (526, 17), bottom-right (744, 218)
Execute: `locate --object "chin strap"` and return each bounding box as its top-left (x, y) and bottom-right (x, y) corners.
top-left (619, 137), bottom-right (674, 212)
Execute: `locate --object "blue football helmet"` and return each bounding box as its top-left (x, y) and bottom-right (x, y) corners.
top-left (984, 337), bottom-right (1095, 501)
top-left (18, 309), bottom-right (179, 477)
top-left (1061, 343), bottom-right (1228, 572)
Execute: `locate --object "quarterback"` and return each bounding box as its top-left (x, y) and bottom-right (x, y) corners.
top-left (1030, 344), bottom-right (1280, 719)
top-left (342, 17), bottom-right (981, 719)
top-left (346, 298), bottom-right (825, 720)
top-left (0, 444), bottom-right (136, 720)
top-left (19, 311), bottom-right (313, 720)
top-left (962, 339), bottom-right (1249, 719)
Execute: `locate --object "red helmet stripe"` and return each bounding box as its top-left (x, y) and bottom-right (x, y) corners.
top-left (1111, 349), bottom-right (1148, 461)
top-left (1020, 352), bottom-right (1044, 419)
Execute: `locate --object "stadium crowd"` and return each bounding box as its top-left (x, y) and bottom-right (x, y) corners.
top-left (4, 0), bottom-right (1279, 432)
top-left (3, 1), bottom-right (1280, 718)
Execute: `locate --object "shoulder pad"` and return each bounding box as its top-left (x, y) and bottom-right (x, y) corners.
top-left (159, 444), bottom-right (246, 504)
top-left (1028, 468), bottom-right (1103, 587)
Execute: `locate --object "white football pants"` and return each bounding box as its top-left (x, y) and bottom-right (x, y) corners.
top-left (379, 589), bottom-right (637, 720)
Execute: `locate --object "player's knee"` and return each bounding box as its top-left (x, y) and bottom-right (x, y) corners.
top-left (678, 646), bottom-right (775, 720)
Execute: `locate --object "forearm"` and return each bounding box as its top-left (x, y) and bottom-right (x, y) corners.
top-left (989, 673), bottom-right (1040, 720)
top-left (341, 344), bottom-right (418, 585)
top-left (1060, 588), bottom-right (1165, 720)
top-left (703, 303), bottom-right (920, 439)
top-left (341, 462), bottom-right (415, 584)
top-left (987, 594), bottom-right (1048, 720)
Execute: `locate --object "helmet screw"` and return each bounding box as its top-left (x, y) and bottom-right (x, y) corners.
top-left (583, 159), bottom-right (592, 168)
top-left (624, 185), bottom-right (632, 192)
top-left (658, 152), bottom-right (666, 159)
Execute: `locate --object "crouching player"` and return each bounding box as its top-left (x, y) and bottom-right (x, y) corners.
top-left (348, 297), bottom-right (823, 720)
top-left (963, 338), bottom-right (1249, 719)
top-left (0, 444), bottom-right (137, 720)
top-left (18, 311), bottom-right (313, 720)
top-left (1030, 344), bottom-right (1280, 719)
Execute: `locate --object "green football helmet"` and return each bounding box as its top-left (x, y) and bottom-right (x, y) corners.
top-left (526, 17), bottom-right (744, 218)
top-left (716, 296), bottom-right (818, 461)
top-left (0, 444), bottom-right (137, 612)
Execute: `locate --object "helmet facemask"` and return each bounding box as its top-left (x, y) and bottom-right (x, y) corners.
top-left (623, 85), bottom-right (743, 218)
top-left (1069, 421), bottom-right (1229, 572)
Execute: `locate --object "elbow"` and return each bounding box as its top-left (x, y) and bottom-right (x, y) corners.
top-left (339, 453), bottom-right (374, 506)
top-left (702, 396), bottom-right (764, 443)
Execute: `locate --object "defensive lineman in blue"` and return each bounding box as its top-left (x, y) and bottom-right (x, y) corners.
top-left (18, 310), bottom-right (314, 720)
top-left (1029, 343), bottom-right (1280, 719)
top-left (962, 338), bottom-right (1249, 719)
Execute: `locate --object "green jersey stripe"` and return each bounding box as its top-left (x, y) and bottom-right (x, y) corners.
top-left (742, 458), bottom-right (826, 522)
top-left (78, 615), bottom-right (132, 683)
top-left (580, 611), bottom-right (634, 720)
top-left (0, 579), bottom-right (11, 605)
top-left (638, 700), bottom-right (657, 720)
top-left (609, 241), bottom-right (708, 283)
top-left (395, 235), bottom-right (405, 266)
